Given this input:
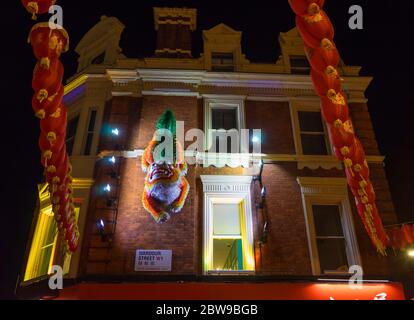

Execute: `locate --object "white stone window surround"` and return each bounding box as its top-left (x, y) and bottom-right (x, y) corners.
top-left (297, 177), bottom-right (362, 276)
top-left (203, 95), bottom-right (246, 151)
top-left (200, 175), bottom-right (255, 275)
top-left (289, 100), bottom-right (342, 170)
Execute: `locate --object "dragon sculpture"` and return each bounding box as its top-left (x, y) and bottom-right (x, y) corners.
top-left (141, 110), bottom-right (190, 223)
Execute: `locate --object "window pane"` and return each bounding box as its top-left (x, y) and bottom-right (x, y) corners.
top-left (88, 110), bottom-right (97, 131)
top-left (301, 134), bottom-right (328, 155)
top-left (298, 111), bottom-right (324, 132)
top-left (313, 205), bottom-right (343, 237)
top-left (66, 116), bottom-right (79, 155)
top-left (84, 133), bottom-right (93, 156)
top-left (212, 108), bottom-right (237, 130)
top-left (213, 203), bottom-right (241, 235)
top-left (213, 239), bottom-right (243, 270)
top-left (290, 55), bottom-right (310, 68)
top-left (317, 238), bottom-right (349, 273)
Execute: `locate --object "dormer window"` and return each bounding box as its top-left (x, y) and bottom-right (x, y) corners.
top-left (289, 55), bottom-right (310, 74)
top-left (211, 52), bottom-right (235, 72)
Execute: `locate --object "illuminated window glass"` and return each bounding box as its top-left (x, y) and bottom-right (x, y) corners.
top-left (24, 184), bottom-right (80, 282)
top-left (212, 203), bottom-right (244, 271)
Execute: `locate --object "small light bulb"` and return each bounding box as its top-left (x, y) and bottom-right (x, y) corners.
top-left (104, 184), bottom-right (111, 192)
top-left (109, 156), bottom-right (116, 164)
top-left (112, 128), bottom-right (119, 136)
top-left (408, 250), bottom-right (414, 258)
top-left (99, 219), bottom-right (105, 228)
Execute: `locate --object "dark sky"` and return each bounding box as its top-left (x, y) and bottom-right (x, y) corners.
top-left (2, 0), bottom-right (414, 299)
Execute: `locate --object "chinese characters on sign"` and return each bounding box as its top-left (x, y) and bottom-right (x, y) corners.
top-left (135, 250), bottom-right (172, 272)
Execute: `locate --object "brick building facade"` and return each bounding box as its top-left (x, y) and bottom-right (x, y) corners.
top-left (18, 8), bottom-right (408, 300)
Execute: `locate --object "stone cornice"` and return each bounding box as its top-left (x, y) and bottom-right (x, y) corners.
top-left (67, 69), bottom-right (372, 102)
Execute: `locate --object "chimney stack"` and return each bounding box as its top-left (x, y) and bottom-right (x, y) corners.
top-left (153, 7), bottom-right (197, 58)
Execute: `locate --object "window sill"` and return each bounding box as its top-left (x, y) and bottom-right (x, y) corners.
top-left (297, 155), bottom-right (342, 170)
top-left (206, 270), bottom-right (255, 276)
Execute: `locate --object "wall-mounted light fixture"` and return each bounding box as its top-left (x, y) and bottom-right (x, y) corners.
top-left (97, 219), bottom-right (108, 242)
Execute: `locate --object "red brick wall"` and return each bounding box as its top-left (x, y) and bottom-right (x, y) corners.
top-left (349, 103), bottom-right (381, 156)
top-left (80, 96), bottom-right (399, 278)
top-left (245, 100), bottom-right (295, 154)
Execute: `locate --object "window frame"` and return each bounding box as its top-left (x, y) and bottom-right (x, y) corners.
top-left (83, 109), bottom-right (98, 156)
top-left (297, 177), bottom-right (361, 276)
top-left (211, 52), bottom-right (235, 72)
top-left (291, 102), bottom-right (331, 156)
top-left (201, 175), bottom-right (255, 275)
top-left (66, 114), bottom-right (80, 156)
top-left (204, 96), bottom-right (246, 153)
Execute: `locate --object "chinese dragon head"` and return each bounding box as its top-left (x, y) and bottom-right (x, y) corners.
top-left (141, 110), bottom-right (189, 223)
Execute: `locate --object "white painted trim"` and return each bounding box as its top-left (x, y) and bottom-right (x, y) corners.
top-left (203, 96), bottom-right (246, 156)
top-left (141, 90), bottom-right (201, 97)
top-left (97, 150), bottom-right (385, 166)
top-left (289, 100), bottom-right (341, 170)
top-left (297, 177), bottom-right (362, 275)
top-left (200, 175), bottom-right (255, 275)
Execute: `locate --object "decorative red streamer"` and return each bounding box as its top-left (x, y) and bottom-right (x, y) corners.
top-left (288, 0), bottom-right (388, 254)
top-left (22, 1), bottom-right (79, 253)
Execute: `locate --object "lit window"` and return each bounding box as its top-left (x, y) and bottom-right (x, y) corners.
top-left (84, 110), bottom-right (97, 155)
top-left (66, 115), bottom-right (79, 156)
top-left (298, 111), bottom-right (329, 156)
top-left (212, 203), bottom-right (244, 270)
top-left (289, 55), bottom-right (310, 74)
top-left (201, 175), bottom-right (255, 274)
top-left (24, 184), bottom-right (80, 282)
top-left (211, 52), bottom-right (235, 72)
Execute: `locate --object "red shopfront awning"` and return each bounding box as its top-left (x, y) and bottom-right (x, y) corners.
top-left (56, 281), bottom-right (406, 300)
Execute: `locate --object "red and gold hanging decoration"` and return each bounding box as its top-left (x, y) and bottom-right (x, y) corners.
top-left (21, 0), bottom-right (57, 20)
top-left (288, 0), bottom-right (389, 254)
top-left (22, 2), bottom-right (79, 253)
top-left (386, 224), bottom-right (414, 250)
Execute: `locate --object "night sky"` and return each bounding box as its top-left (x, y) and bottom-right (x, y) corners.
top-left (2, 0), bottom-right (414, 299)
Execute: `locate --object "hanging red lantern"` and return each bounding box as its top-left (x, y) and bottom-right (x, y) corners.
top-left (21, 0), bottom-right (56, 19)
top-left (311, 67), bottom-right (341, 97)
top-left (28, 23), bottom-right (69, 69)
top-left (305, 40), bottom-right (340, 74)
top-left (320, 97), bottom-right (349, 124)
top-left (40, 105), bottom-right (67, 137)
top-left (346, 168), bottom-right (369, 190)
top-left (46, 152), bottom-right (69, 185)
top-left (32, 85), bottom-right (63, 119)
top-left (39, 131), bottom-right (65, 153)
top-left (296, 9), bottom-right (334, 48)
top-left (349, 137), bottom-right (366, 165)
top-left (402, 224), bottom-right (414, 245)
top-left (41, 146), bottom-right (65, 170)
top-left (288, 0), bottom-right (325, 16)
top-left (328, 119), bottom-right (355, 150)
top-left (32, 59), bottom-right (63, 102)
